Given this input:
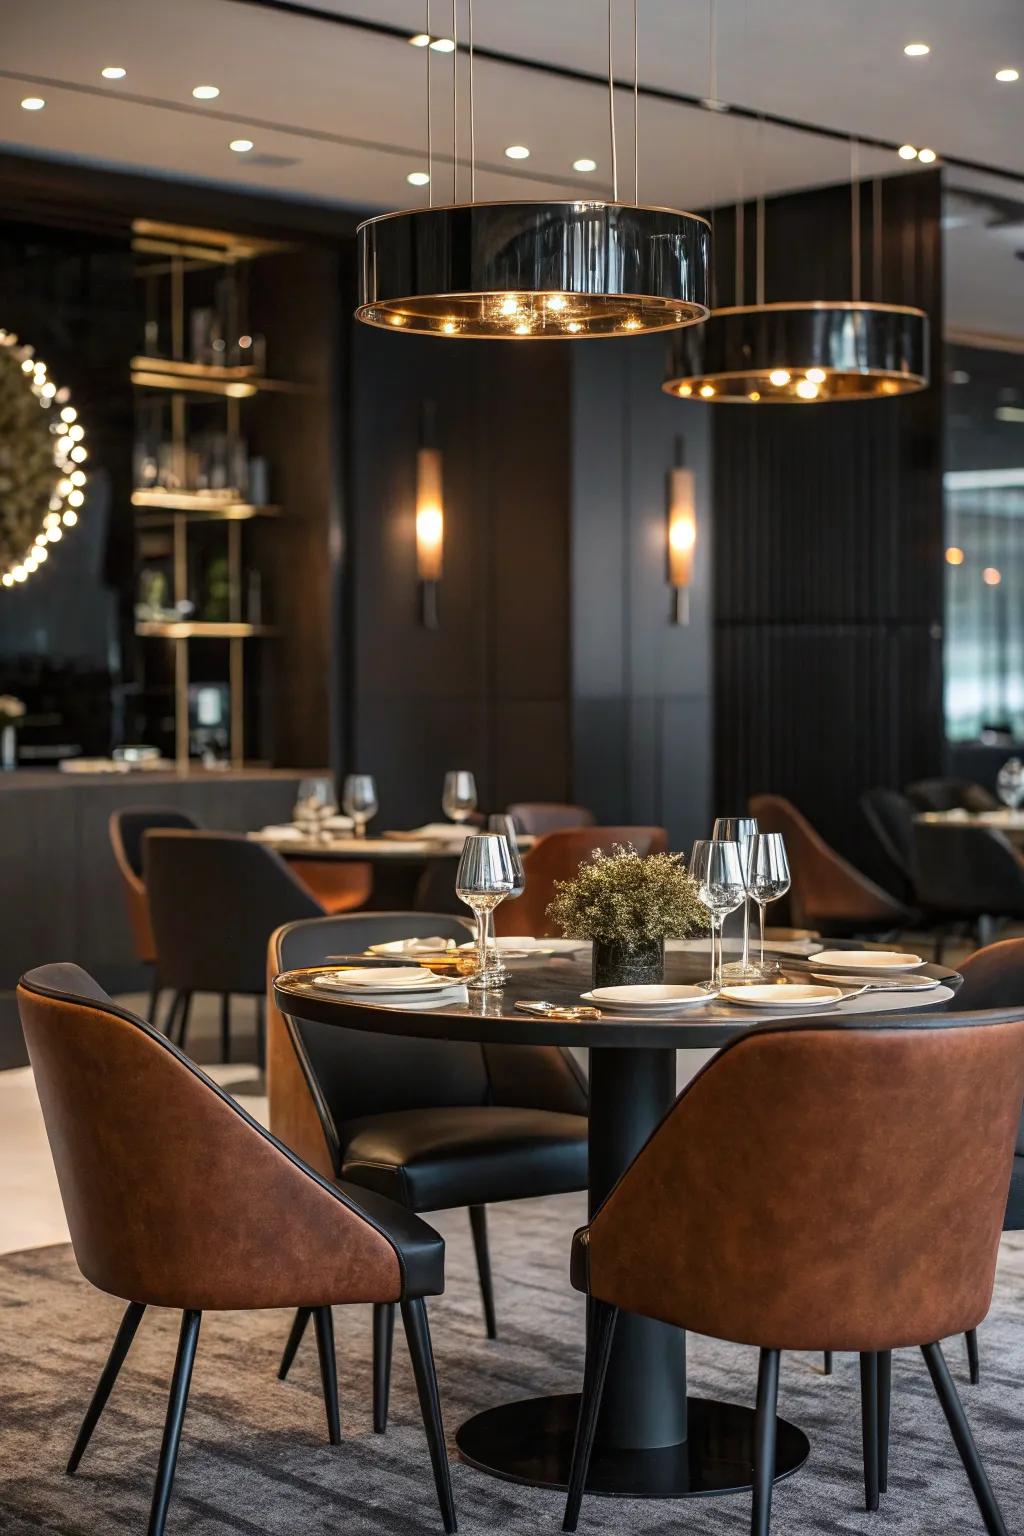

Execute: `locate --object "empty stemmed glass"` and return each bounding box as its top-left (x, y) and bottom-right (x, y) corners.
top-left (342, 774), bottom-right (378, 838)
top-left (487, 814), bottom-right (525, 969)
top-left (713, 816), bottom-right (760, 979)
top-left (690, 839), bottom-right (746, 991)
top-left (294, 776), bottom-right (337, 839)
top-left (456, 833), bottom-right (515, 989)
top-left (745, 833), bottom-right (792, 971)
top-left (997, 758), bottom-right (1024, 811)
top-left (443, 770), bottom-right (478, 824)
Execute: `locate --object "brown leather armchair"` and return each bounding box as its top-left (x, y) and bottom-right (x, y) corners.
top-left (563, 1009), bottom-right (1024, 1535)
top-left (505, 802), bottom-right (595, 836)
top-left (17, 963), bottom-right (456, 1536)
top-left (494, 826), bottom-right (668, 936)
top-left (749, 794), bottom-right (910, 938)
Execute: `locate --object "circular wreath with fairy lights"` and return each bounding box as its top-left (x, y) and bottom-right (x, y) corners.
top-left (0, 330), bottom-right (87, 587)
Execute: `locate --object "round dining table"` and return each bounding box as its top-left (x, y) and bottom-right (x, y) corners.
top-left (273, 947), bottom-right (959, 1503)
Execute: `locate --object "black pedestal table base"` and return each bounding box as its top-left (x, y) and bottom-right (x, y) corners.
top-left (455, 1392), bottom-right (810, 1497)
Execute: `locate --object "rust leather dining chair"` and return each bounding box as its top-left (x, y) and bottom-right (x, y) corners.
top-left (494, 826), bottom-right (668, 937)
top-left (563, 1009), bottom-right (1024, 1536)
top-left (17, 962), bottom-right (456, 1536)
top-left (505, 803), bottom-right (596, 837)
top-left (749, 794), bottom-right (911, 938)
top-left (267, 910), bottom-right (588, 1431)
top-left (109, 807), bottom-right (199, 1023)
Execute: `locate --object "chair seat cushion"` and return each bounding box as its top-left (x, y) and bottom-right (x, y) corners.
top-left (333, 1178), bottom-right (445, 1297)
top-left (339, 1106), bottom-right (588, 1212)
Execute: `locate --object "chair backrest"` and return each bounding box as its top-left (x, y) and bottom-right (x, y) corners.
top-left (749, 794), bottom-right (906, 933)
top-left (506, 802), bottom-right (596, 837)
top-left (583, 1009), bottom-right (1024, 1351)
top-left (860, 788), bottom-right (916, 893)
top-left (146, 830), bottom-right (323, 995)
top-left (17, 963), bottom-right (403, 1311)
top-left (958, 938), bottom-right (1024, 1161)
top-left (912, 823), bottom-right (1024, 920)
top-left (493, 826), bottom-right (668, 936)
top-left (268, 913), bottom-right (588, 1177)
top-left (109, 807), bottom-right (200, 965)
top-left (906, 777), bottom-right (998, 814)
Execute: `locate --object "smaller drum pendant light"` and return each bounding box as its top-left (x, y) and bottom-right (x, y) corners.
top-left (357, 1), bottom-right (711, 339)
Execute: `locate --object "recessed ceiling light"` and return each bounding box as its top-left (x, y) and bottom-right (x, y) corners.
top-left (229, 138), bottom-right (253, 153)
top-left (903, 42), bottom-right (930, 57)
top-left (573, 158), bottom-right (597, 172)
top-left (429, 37), bottom-right (456, 52)
top-left (996, 68), bottom-right (1020, 83)
top-left (20, 97), bottom-right (45, 111)
top-left (407, 171), bottom-right (430, 186)
top-left (409, 33), bottom-right (431, 46)
top-left (505, 145), bottom-right (530, 160)
top-left (192, 84), bottom-right (220, 100)
top-left (101, 66), bottom-right (126, 80)
top-left (917, 147), bottom-right (937, 163)
top-left (898, 144), bottom-right (918, 160)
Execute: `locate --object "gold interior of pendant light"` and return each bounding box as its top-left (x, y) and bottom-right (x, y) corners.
top-left (356, 0), bottom-right (711, 338)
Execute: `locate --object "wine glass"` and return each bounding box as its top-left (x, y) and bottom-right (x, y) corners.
top-left (996, 758), bottom-right (1024, 811)
top-left (713, 816), bottom-right (759, 978)
top-left (487, 815), bottom-right (525, 898)
top-left (690, 839), bottom-right (746, 991)
top-left (342, 773), bottom-right (378, 839)
top-left (294, 776), bottom-right (337, 838)
top-left (443, 770), bottom-right (478, 824)
top-left (456, 833), bottom-right (515, 990)
top-left (745, 833), bottom-right (791, 971)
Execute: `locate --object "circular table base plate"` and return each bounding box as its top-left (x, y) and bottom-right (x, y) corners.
top-left (456, 1393), bottom-right (809, 1498)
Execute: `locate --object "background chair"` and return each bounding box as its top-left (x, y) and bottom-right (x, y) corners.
top-left (494, 825), bottom-right (668, 936)
top-left (906, 778), bottom-right (999, 814)
top-left (17, 963), bottom-right (456, 1536)
top-left (860, 788), bottom-right (919, 908)
top-left (146, 829), bottom-right (324, 1062)
top-left (749, 794), bottom-right (911, 938)
top-left (913, 823), bottom-right (1024, 957)
top-left (505, 802), bottom-right (595, 837)
top-left (563, 1009), bottom-right (1024, 1536)
top-left (109, 807), bottom-right (198, 1021)
top-left (268, 910), bottom-right (588, 1430)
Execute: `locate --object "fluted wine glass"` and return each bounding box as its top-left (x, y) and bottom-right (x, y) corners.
top-left (342, 774), bottom-right (378, 838)
top-left (713, 816), bottom-right (759, 978)
top-left (690, 838), bottom-right (746, 990)
top-left (456, 833), bottom-right (515, 990)
top-left (443, 770), bottom-right (478, 824)
top-left (745, 833), bottom-right (791, 971)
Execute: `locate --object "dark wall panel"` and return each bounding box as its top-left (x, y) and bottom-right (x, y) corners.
top-left (711, 170), bottom-right (944, 865)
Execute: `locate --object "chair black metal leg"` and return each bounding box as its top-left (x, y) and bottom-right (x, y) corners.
top-left (921, 1341), bottom-right (1007, 1536)
top-left (147, 969), bottom-right (161, 1026)
top-left (877, 1350), bottom-right (891, 1494)
top-left (255, 995), bottom-right (266, 1071)
top-left (67, 1301), bottom-right (146, 1474)
top-left (147, 1309), bottom-right (201, 1536)
top-left (468, 1205), bottom-right (497, 1340)
top-left (860, 1352), bottom-right (880, 1511)
top-left (401, 1297), bottom-right (457, 1535)
top-left (373, 1302), bottom-right (395, 1433)
top-left (162, 991), bottom-right (182, 1037)
top-left (752, 1348), bottom-right (780, 1536)
top-left (278, 1307), bottom-right (311, 1381)
top-left (220, 994), bottom-right (231, 1064)
top-left (563, 1300), bottom-right (618, 1533)
top-left (313, 1306), bottom-right (341, 1445)
top-left (966, 1328), bottom-right (980, 1385)
top-left (823, 1350), bottom-right (833, 1375)
top-left (174, 993), bottom-right (193, 1051)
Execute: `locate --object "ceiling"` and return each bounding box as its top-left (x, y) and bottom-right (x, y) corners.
top-left (0, 0), bottom-right (1021, 332)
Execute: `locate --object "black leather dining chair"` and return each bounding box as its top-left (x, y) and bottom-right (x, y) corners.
top-left (109, 807), bottom-right (199, 1022)
top-left (912, 823), bottom-right (1024, 956)
top-left (267, 910), bottom-right (589, 1430)
top-left (146, 830), bottom-right (324, 1063)
top-left (860, 788), bottom-right (918, 907)
top-left (906, 778), bottom-right (999, 814)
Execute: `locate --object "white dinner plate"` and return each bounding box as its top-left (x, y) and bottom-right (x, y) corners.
top-left (310, 966), bottom-right (451, 993)
top-left (582, 984), bottom-right (712, 1012)
top-left (458, 937), bottom-right (588, 957)
top-left (720, 984), bottom-right (845, 1010)
top-left (809, 950), bottom-right (925, 972)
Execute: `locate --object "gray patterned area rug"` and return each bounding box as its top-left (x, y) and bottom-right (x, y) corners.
top-left (1, 1195), bottom-right (1023, 1536)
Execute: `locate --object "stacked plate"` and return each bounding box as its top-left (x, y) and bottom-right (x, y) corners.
top-left (457, 936), bottom-right (589, 960)
top-left (719, 983), bottom-right (845, 1010)
top-left (309, 966), bottom-right (465, 1006)
top-left (808, 950), bottom-right (924, 972)
top-left (579, 983), bottom-right (713, 1013)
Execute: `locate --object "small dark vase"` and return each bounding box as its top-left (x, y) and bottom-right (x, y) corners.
top-left (592, 937), bottom-right (665, 990)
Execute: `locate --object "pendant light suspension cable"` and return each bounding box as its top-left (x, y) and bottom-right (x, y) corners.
top-left (608, 0), bottom-right (619, 202)
top-left (426, 0), bottom-right (433, 206)
top-left (633, 0), bottom-right (639, 205)
top-left (872, 175), bottom-right (883, 299)
top-left (452, 0), bottom-right (458, 200)
top-left (468, 0), bottom-right (475, 201)
top-left (850, 137), bottom-right (861, 303)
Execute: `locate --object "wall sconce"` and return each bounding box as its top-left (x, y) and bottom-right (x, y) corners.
top-left (666, 440), bottom-right (696, 625)
top-left (415, 407), bottom-right (443, 629)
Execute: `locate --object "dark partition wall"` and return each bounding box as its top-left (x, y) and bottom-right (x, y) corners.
top-left (710, 170), bottom-right (944, 866)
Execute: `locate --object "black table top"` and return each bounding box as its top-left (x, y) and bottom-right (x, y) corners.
top-left (273, 950), bottom-right (960, 1051)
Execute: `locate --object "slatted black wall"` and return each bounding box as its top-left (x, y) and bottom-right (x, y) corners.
top-left (711, 170), bottom-right (945, 864)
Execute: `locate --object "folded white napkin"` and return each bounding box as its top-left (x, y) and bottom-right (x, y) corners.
top-left (405, 822), bottom-right (473, 841)
top-left (369, 937), bottom-right (458, 956)
top-left (259, 824), bottom-right (305, 841)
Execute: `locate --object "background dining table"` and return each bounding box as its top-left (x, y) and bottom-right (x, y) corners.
top-left (274, 946), bottom-right (960, 1503)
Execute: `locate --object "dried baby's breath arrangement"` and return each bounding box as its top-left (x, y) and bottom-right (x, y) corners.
top-left (546, 843), bottom-right (709, 944)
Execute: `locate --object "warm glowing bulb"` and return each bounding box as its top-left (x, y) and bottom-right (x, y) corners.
top-left (983, 566), bottom-right (1002, 586)
top-left (67, 490), bottom-right (84, 508)
top-left (669, 518), bottom-right (696, 553)
top-left (407, 171), bottom-right (430, 186)
top-left (23, 558), bottom-right (37, 573)
top-left (57, 479), bottom-right (72, 496)
top-left (996, 68), bottom-right (1020, 82)
top-left (917, 147), bottom-right (937, 164)
top-left (573, 158), bottom-right (597, 173)
top-left (699, 384), bottom-right (716, 398)
top-left (13, 567), bottom-right (26, 581)
top-left (677, 384), bottom-right (692, 397)
top-left (567, 322), bottom-right (583, 334)
top-left (34, 545), bottom-right (47, 561)
top-left (40, 382), bottom-right (56, 398)
top-left (769, 369), bottom-right (791, 387)
top-left (898, 144), bottom-right (918, 160)
top-left (101, 66), bottom-right (126, 79)
top-left (504, 145), bottom-right (530, 160)
top-left (46, 526), bottom-right (62, 542)
top-left (748, 390), bottom-right (761, 401)
top-left (499, 295), bottom-right (520, 317)
top-left (20, 97), bottom-right (45, 111)
top-left (806, 368), bottom-right (826, 384)
top-left (229, 139), bottom-right (254, 153)
top-left (417, 506), bottom-right (443, 547)
top-left (20, 359), bottom-right (33, 374)
top-left (546, 294), bottom-right (567, 311)
top-left (945, 546), bottom-right (965, 566)
top-left (70, 470), bottom-right (86, 486)
top-left (430, 36), bottom-right (455, 52)
top-left (62, 509), bottom-right (78, 527)
top-left (409, 32), bottom-right (431, 46)
top-left (622, 317), bottom-right (642, 331)
top-left (514, 322), bottom-right (531, 335)
top-left (60, 406), bottom-right (77, 423)
top-left (70, 446), bottom-right (87, 463)
top-left (68, 424), bottom-right (84, 442)
top-left (441, 320), bottom-right (457, 334)
top-left (796, 379), bottom-right (820, 399)
top-left (904, 42), bottom-right (930, 56)
top-left (57, 436), bottom-right (73, 454)
top-left (1, 574), bottom-right (12, 587)
top-left (192, 85), bottom-right (220, 99)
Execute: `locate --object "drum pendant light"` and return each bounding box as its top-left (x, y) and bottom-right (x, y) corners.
top-left (664, 140), bottom-right (928, 402)
top-left (356, 1), bottom-right (711, 339)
